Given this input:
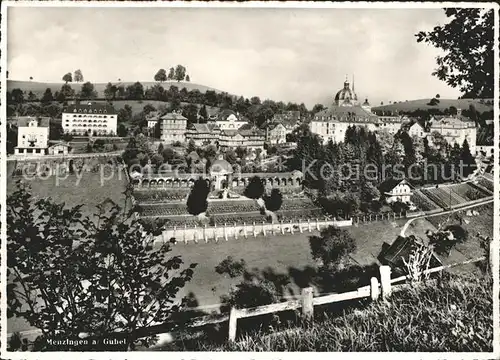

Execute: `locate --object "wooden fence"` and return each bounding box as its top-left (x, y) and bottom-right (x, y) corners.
top-left (7, 257), bottom-right (486, 346)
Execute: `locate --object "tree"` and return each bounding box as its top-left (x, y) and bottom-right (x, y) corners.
top-left (459, 139), bottom-right (476, 178)
top-left (143, 104), bottom-right (156, 116)
top-left (416, 9), bottom-right (493, 98)
top-left (186, 139), bottom-right (196, 154)
top-left (215, 256), bottom-right (246, 278)
top-left (11, 88), bottom-right (24, 104)
top-left (49, 121), bottom-right (64, 140)
top-left (117, 123), bottom-right (127, 137)
top-left (309, 226), bottom-right (356, 270)
top-left (7, 125), bottom-right (18, 154)
top-left (435, 94), bottom-right (440, 99)
top-left (198, 105), bottom-right (208, 121)
top-left (235, 146), bottom-right (247, 160)
top-left (41, 88), bottom-right (54, 104)
top-left (361, 182), bottom-right (380, 203)
top-left (203, 144), bottom-right (217, 160)
top-left (126, 82), bottom-right (144, 100)
top-left (62, 73), bottom-right (72, 83)
top-left (27, 91), bottom-right (37, 101)
top-left (29, 76), bottom-right (33, 81)
top-left (311, 103), bottom-right (326, 114)
top-left (174, 65), bottom-right (187, 82)
top-left (60, 84), bottom-right (75, 100)
top-left (73, 69), bottom-right (84, 83)
top-left (167, 67), bottom-right (175, 80)
top-left (263, 188), bottom-right (283, 212)
top-left (225, 149), bottom-right (237, 165)
top-left (185, 75), bottom-right (190, 82)
top-left (244, 176), bottom-right (265, 199)
top-left (80, 82), bottom-right (97, 99)
top-left (427, 98), bottom-right (440, 106)
top-left (250, 96), bottom-right (261, 106)
top-left (186, 178), bottom-right (210, 215)
top-left (104, 82), bottom-right (117, 100)
top-left (7, 182), bottom-right (196, 350)
top-left (154, 69), bottom-right (167, 83)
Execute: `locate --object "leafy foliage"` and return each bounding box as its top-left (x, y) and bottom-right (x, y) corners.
top-left (309, 226), bottom-right (356, 270)
top-left (244, 176), bottom-right (265, 199)
top-left (264, 188), bottom-right (283, 212)
top-left (186, 178), bottom-right (210, 216)
top-left (416, 9), bottom-right (493, 98)
top-left (7, 181), bottom-right (196, 350)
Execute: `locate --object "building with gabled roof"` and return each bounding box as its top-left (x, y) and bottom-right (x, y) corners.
top-left (160, 111), bottom-right (188, 144)
top-left (428, 109), bottom-right (477, 154)
top-left (379, 178), bottom-right (414, 204)
top-left (212, 109), bottom-right (249, 130)
top-left (62, 101), bottom-right (117, 136)
top-left (14, 116), bottom-right (50, 155)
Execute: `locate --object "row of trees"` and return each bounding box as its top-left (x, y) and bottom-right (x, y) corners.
top-left (62, 69), bottom-right (84, 83)
top-left (154, 65), bottom-right (190, 83)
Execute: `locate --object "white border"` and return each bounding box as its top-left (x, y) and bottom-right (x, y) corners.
top-left (1, 1), bottom-right (499, 359)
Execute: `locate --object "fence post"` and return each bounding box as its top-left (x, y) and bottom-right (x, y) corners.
top-left (184, 224), bottom-right (187, 244)
top-left (214, 224), bottom-right (218, 243)
top-left (193, 225), bottom-right (198, 243)
top-left (173, 225), bottom-right (177, 240)
top-left (234, 222), bottom-right (238, 240)
top-left (162, 230), bottom-right (166, 244)
top-left (224, 223), bottom-right (228, 241)
top-left (253, 222), bottom-right (257, 237)
top-left (262, 221), bottom-right (266, 236)
top-left (290, 219), bottom-right (294, 234)
top-left (204, 224), bottom-right (208, 243)
top-left (370, 277), bottom-right (380, 301)
top-left (243, 222), bottom-right (247, 238)
top-left (380, 265), bottom-right (392, 299)
top-left (299, 219), bottom-right (303, 233)
top-left (369, 214), bottom-right (372, 222)
top-left (316, 218), bottom-right (320, 231)
top-left (301, 287), bottom-right (314, 320)
top-left (308, 219), bottom-right (312, 232)
top-left (228, 307), bottom-right (238, 342)
top-left (281, 220), bottom-right (285, 234)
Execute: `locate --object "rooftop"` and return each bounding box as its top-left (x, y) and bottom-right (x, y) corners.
top-left (15, 116), bottom-right (50, 128)
top-left (63, 102), bottom-right (116, 115)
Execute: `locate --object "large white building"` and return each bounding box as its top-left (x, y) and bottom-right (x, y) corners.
top-left (213, 110), bottom-right (249, 130)
top-left (428, 111), bottom-right (477, 154)
top-left (14, 117), bottom-right (50, 155)
top-left (62, 102), bottom-right (117, 136)
top-left (310, 79), bottom-right (405, 143)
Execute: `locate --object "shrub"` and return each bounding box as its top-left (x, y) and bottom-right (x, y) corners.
top-left (264, 188), bottom-right (283, 212)
top-left (186, 178), bottom-right (210, 215)
top-left (309, 226), bottom-right (356, 270)
top-left (244, 176), bottom-right (265, 199)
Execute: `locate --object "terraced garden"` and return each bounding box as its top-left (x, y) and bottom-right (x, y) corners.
top-left (412, 190), bottom-right (440, 211)
top-left (133, 189), bottom-right (190, 202)
top-left (477, 177), bottom-right (494, 193)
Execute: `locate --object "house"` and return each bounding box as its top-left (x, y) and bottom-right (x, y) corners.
top-left (160, 111), bottom-right (188, 144)
top-left (428, 109), bottom-right (477, 154)
top-left (219, 124), bottom-right (266, 151)
top-left (62, 102), bottom-right (117, 136)
top-left (273, 111), bottom-right (301, 133)
top-left (14, 117), bottom-right (50, 155)
top-left (378, 235), bottom-right (442, 272)
top-left (212, 109), bottom-right (248, 130)
top-left (407, 121), bottom-right (427, 138)
top-left (264, 122), bottom-right (287, 144)
top-left (186, 123), bottom-right (221, 146)
top-left (146, 111), bottom-right (161, 128)
top-left (379, 178), bottom-right (413, 204)
top-left (48, 142), bottom-right (71, 155)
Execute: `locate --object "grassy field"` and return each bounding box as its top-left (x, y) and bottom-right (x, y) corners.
top-left (7, 80), bottom-right (223, 98)
top-left (371, 98), bottom-right (493, 114)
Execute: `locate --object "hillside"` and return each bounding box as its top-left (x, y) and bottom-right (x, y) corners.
top-left (164, 272), bottom-right (492, 352)
top-left (371, 98), bottom-right (493, 114)
top-left (7, 80), bottom-right (225, 98)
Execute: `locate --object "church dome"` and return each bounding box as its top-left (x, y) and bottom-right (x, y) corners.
top-left (334, 80), bottom-right (358, 106)
top-left (210, 156), bottom-right (233, 174)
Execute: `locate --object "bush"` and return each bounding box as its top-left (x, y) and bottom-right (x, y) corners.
top-left (309, 226), bottom-right (356, 270)
top-left (186, 178), bottom-right (210, 215)
top-left (244, 176), bottom-right (265, 199)
top-left (263, 188), bottom-right (283, 212)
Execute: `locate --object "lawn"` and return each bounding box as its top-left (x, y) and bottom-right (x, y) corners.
top-left (7, 168), bottom-right (129, 218)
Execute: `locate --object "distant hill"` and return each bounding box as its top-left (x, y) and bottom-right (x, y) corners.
top-left (371, 98), bottom-right (493, 114)
top-left (7, 80), bottom-right (226, 98)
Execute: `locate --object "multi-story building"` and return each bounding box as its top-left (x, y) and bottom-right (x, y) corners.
top-left (62, 102), bottom-right (117, 135)
top-left (160, 112), bottom-right (188, 144)
top-left (428, 110), bottom-right (477, 154)
top-left (146, 111), bottom-right (160, 128)
top-left (264, 122), bottom-right (287, 144)
top-left (272, 111), bottom-right (301, 134)
top-left (186, 123), bottom-right (221, 146)
top-left (212, 109), bottom-right (248, 130)
top-left (14, 117), bottom-right (50, 155)
top-left (407, 121), bottom-right (427, 138)
top-left (219, 125), bottom-right (265, 151)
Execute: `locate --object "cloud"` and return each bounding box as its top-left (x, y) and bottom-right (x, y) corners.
top-left (7, 6), bottom-right (462, 107)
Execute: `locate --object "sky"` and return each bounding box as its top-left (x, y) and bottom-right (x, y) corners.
top-left (7, 6), bottom-right (462, 107)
